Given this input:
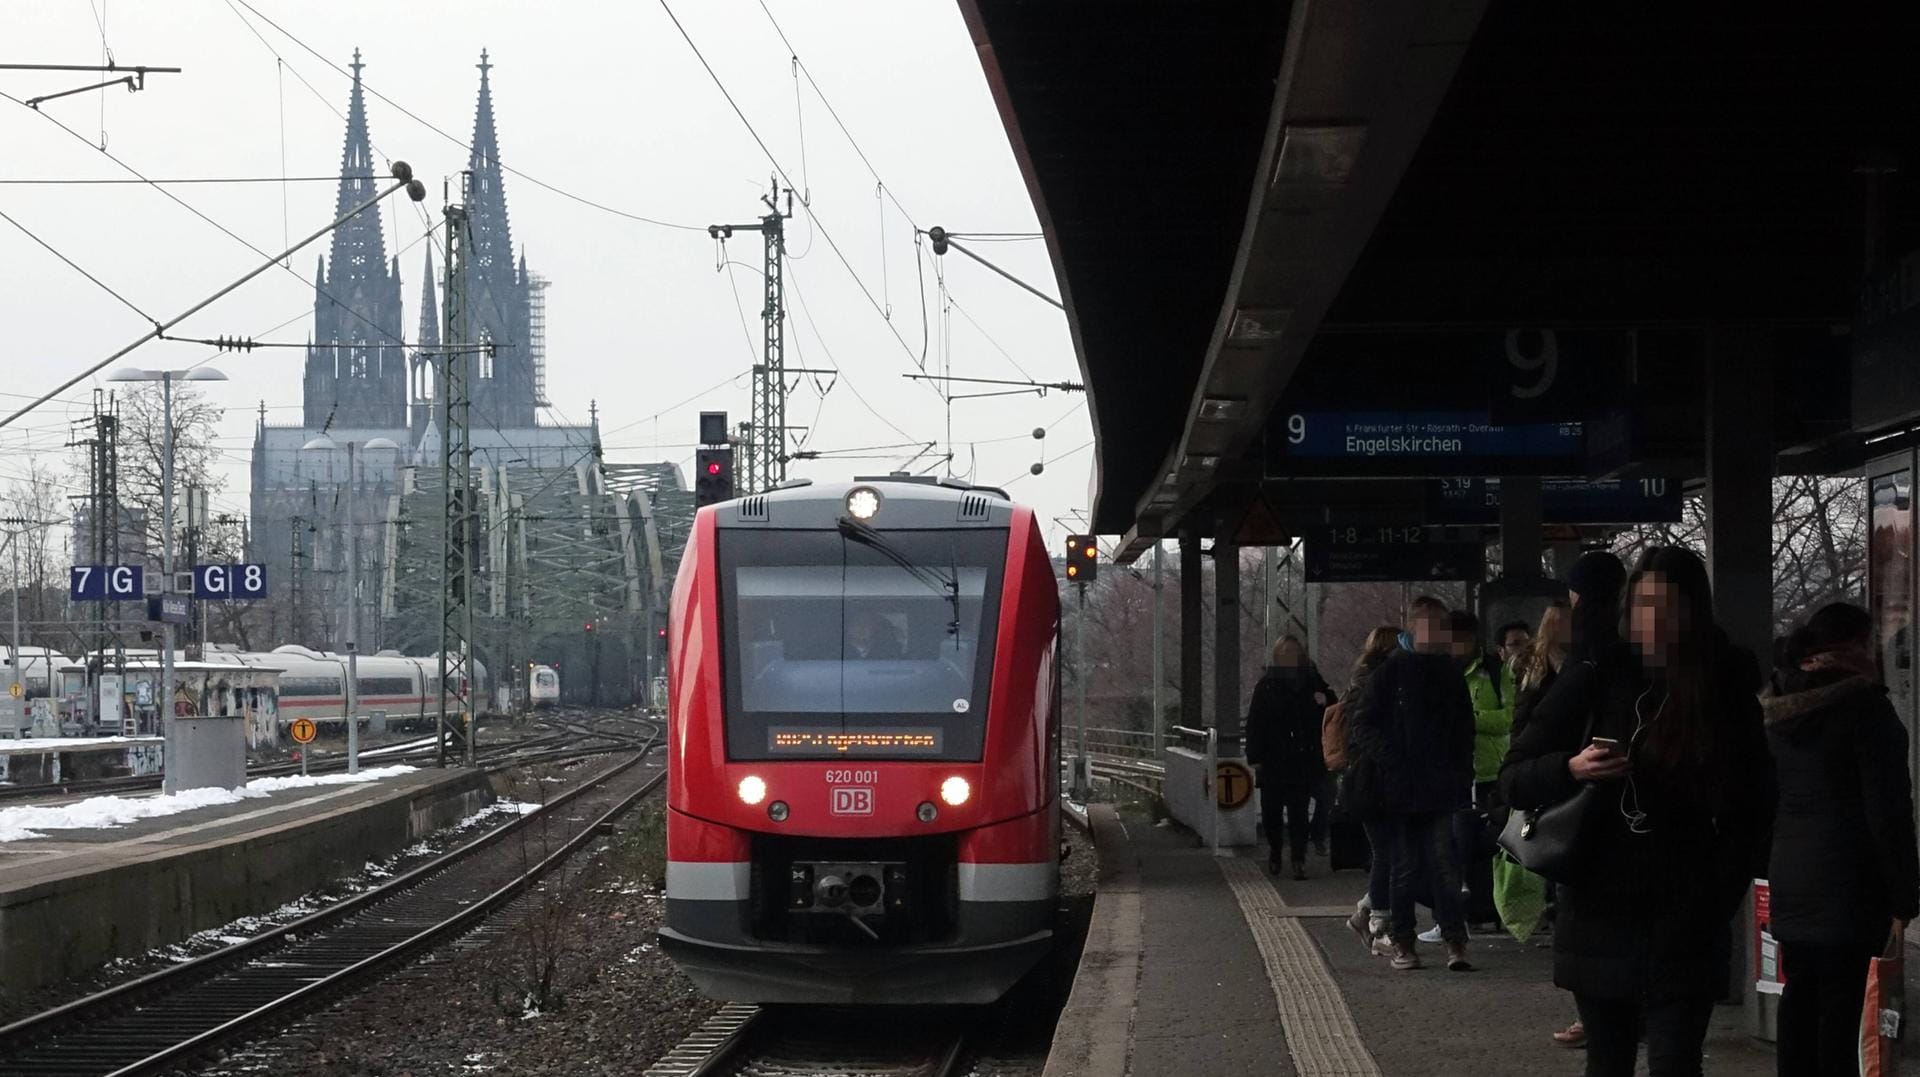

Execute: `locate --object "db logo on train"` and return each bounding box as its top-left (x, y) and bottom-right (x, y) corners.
top-left (290, 718), bottom-right (318, 745)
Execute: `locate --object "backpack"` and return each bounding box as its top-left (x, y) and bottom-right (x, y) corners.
top-left (1321, 698), bottom-right (1350, 771)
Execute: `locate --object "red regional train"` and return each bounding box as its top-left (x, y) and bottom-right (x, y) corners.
top-left (659, 476), bottom-right (1062, 1005)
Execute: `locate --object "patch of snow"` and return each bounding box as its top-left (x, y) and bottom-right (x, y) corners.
top-left (0, 765), bottom-right (419, 843)
top-left (0, 735), bottom-right (162, 752)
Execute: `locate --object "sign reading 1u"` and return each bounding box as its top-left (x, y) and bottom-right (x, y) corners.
top-left (195, 563), bottom-right (269, 600)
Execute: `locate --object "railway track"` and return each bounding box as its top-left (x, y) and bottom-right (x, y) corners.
top-left (645, 1006), bottom-right (971, 1077)
top-left (0, 746), bottom-right (665, 1077)
top-left (0, 707), bottom-right (656, 802)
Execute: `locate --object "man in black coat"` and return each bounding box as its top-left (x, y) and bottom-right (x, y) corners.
top-left (1353, 596), bottom-right (1476, 971)
top-left (1245, 635), bottom-right (1333, 878)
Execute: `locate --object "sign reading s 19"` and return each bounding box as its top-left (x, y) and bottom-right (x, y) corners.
top-left (195, 563), bottom-right (268, 600)
top-left (70, 564), bottom-right (144, 601)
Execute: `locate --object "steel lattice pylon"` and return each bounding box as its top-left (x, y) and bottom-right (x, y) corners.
top-left (438, 190), bottom-right (478, 766)
top-left (710, 186), bottom-right (790, 495)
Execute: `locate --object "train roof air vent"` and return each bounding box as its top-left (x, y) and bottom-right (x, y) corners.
top-left (959, 494), bottom-right (992, 521)
top-left (737, 495), bottom-right (769, 521)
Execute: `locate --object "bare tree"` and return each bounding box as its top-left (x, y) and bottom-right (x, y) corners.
top-left (2, 457), bottom-right (67, 642)
top-left (103, 382), bottom-right (226, 560)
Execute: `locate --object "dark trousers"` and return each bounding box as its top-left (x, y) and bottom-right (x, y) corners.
top-left (1308, 771), bottom-right (1334, 847)
top-left (1573, 992), bottom-right (1716, 1077)
top-left (1261, 783), bottom-right (1313, 866)
top-left (1390, 811), bottom-right (1465, 944)
top-left (1451, 781), bottom-right (1500, 924)
top-left (1362, 817), bottom-right (1397, 912)
top-left (1776, 940), bottom-right (1874, 1077)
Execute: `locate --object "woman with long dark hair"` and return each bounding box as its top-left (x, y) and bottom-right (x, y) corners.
top-left (1765, 602), bottom-right (1919, 1076)
top-left (1501, 547), bottom-right (1774, 1076)
top-left (1338, 624), bottom-right (1407, 952)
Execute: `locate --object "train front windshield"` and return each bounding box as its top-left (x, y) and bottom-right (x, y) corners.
top-left (717, 527), bottom-right (1007, 761)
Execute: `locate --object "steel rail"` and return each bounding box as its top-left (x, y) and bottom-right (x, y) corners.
top-left (0, 745), bottom-right (662, 1075)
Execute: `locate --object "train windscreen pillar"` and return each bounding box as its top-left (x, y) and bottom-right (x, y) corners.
top-left (1179, 531), bottom-right (1203, 733)
top-left (1706, 325), bottom-right (1774, 1033)
top-left (1213, 539), bottom-right (1241, 747)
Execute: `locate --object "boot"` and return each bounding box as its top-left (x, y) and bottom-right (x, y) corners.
top-left (1389, 941), bottom-right (1421, 971)
top-left (1445, 941), bottom-right (1472, 972)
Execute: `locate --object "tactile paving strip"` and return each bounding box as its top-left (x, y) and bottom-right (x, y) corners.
top-left (1218, 856), bottom-right (1382, 1076)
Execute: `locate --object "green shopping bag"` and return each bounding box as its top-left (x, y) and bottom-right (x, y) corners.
top-left (1493, 849), bottom-right (1548, 944)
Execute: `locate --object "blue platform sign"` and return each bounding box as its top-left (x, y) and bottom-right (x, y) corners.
top-left (1281, 412), bottom-right (1585, 459)
top-left (147, 594), bottom-right (189, 625)
top-left (1303, 525), bottom-right (1485, 584)
top-left (1429, 477), bottom-right (1683, 525)
top-left (70, 564), bottom-right (144, 601)
top-left (194, 563), bottom-right (268, 600)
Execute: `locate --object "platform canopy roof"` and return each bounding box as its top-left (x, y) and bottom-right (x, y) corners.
top-left (961, 2), bottom-right (1920, 558)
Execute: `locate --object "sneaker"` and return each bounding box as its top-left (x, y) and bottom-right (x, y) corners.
top-left (1370, 935), bottom-right (1396, 958)
top-left (1389, 943), bottom-right (1421, 971)
top-left (1416, 924), bottom-right (1444, 944)
top-left (1345, 908), bottom-right (1373, 954)
top-left (1445, 943), bottom-right (1473, 972)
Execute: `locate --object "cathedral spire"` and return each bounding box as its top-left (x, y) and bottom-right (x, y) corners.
top-left (417, 249), bottom-right (440, 349)
top-left (329, 47), bottom-right (389, 282)
top-left (467, 48), bottom-right (514, 283)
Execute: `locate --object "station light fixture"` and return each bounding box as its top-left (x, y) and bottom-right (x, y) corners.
top-left (846, 486), bottom-right (882, 521)
top-left (737, 774), bottom-right (768, 806)
top-left (940, 775), bottom-right (971, 807)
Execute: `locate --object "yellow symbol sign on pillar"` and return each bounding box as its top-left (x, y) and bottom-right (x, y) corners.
top-left (1216, 760), bottom-right (1255, 811)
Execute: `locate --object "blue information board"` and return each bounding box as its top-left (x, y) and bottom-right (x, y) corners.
top-left (147, 594), bottom-right (189, 624)
top-left (193, 563), bottom-right (269, 600)
top-left (1303, 526), bottom-right (1485, 583)
top-left (1280, 412), bottom-right (1585, 458)
top-left (1428, 477), bottom-right (1682, 525)
top-left (69, 564), bottom-right (144, 601)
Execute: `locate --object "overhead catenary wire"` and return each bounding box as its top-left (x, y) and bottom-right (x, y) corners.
top-left (225, 0), bottom-right (705, 234)
top-left (0, 206), bottom-right (154, 323)
top-left (0, 169), bottom-right (424, 431)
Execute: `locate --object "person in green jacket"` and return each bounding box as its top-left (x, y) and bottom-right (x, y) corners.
top-left (1437, 609), bottom-right (1516, 932)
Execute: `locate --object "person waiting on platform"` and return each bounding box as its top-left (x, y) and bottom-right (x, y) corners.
top-left (1352, 595), bottom-right (1476, 971)
top-left (1502, 547), bottom-right (1773, 1077)
top-left (1424, 609), bottom-right (1513, 940)
top-left (1337, 624), bottom-right (1407, 955)
top-left (1245, 634), bottom-right (1333, 879)
top-left (1764, 602), bottom-right (1918, 1077)
top-left (1495, 619), bottom-right (1533, 666)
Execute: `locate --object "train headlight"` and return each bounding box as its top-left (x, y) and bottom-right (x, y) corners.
top-left (940, 776), bottom-right (971, 807)
top-left (846, 486), bottom-right (882, 521)
top-left (737, 775), bottom-right (767, 806)
top-left (768, 800), bottom-right (789, 822)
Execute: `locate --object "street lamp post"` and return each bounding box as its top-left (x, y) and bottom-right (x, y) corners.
top-left (303, 434), bottom-right (399, 774)
top-left (110, 366), bottom-right (225, 794)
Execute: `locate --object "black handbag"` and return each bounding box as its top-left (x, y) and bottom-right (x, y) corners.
top-left (1497, 783), bottom-right (1600, 883)
top-left (1497, 670), bottom-right (1603, 883)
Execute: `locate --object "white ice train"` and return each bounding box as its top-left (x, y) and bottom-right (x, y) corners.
top-left (206, 645), bottom-right (490, 733)
top-left (529, 664), bottom-right (560, 709)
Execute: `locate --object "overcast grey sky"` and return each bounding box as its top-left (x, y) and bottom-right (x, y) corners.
top-left (1, 1), bottom-right (1093, 542)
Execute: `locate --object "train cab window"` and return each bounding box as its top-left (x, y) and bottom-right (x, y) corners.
top-left (717, 527), bottom-right (1008, 761)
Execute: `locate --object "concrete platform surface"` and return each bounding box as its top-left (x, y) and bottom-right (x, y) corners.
top-left (1060, 815), bottom-right (1832, 1077)
top-left (0, 766), bottom-right (491, 998)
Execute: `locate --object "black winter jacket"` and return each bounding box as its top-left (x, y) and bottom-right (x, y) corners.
top-left (1244, 664), bottom-right (1332, 789)
top-left (1498, 639), bottom-right (1775, 1001)
top-left (1347, 649), bottom-right (1473, 817)
top-left (1764, 672), bottom-right (1920, 953)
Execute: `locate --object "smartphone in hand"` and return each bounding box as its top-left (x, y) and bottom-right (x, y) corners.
top-left (1588, 736), bottom-right (1622, 754)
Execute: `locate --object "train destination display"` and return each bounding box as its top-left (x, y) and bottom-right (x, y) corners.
top-left (1269, 411), bottom-right (1586, 476)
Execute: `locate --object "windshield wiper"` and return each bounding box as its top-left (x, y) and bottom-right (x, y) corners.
top-left (836, 516), bottom-right (962, 641)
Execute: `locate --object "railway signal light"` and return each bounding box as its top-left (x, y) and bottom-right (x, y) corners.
top-left (1064, 534), bottom-right (1098, 582)
top-left (695, 447), bottom-right (735, 507)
